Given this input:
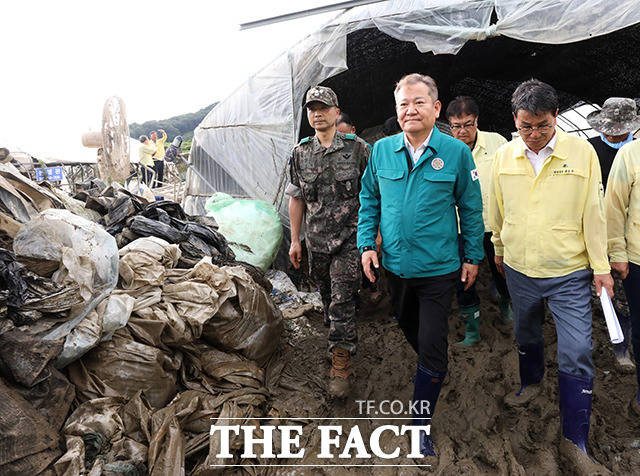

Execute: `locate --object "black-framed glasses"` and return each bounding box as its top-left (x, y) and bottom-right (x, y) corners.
top-left (450, 120), bottom-right (476, 131)
top-left (517, 124), bottom-right (554, 135)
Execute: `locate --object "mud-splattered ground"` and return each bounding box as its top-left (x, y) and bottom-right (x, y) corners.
top-left (265, 262), bottom-right (640, 475)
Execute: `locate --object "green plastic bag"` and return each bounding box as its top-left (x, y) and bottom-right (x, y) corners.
top-left (205, 193), bottom-right (283, 270)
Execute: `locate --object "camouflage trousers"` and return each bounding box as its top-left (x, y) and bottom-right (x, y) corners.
top-left (308, 243), bottom-right (360, 355)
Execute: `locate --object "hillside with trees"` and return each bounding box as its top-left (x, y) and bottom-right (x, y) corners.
top-left (129, 103), bottom-right (217, 152)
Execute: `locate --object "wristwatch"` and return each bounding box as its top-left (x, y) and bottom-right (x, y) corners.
top-left (463, 257), bottom-right (478, 265)
top-left (361, 246), bottom-right (376, 253)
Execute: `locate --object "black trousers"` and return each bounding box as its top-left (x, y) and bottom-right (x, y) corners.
top-left (152, 160), bottom-right (165, 188)
top-left (456, 232), bottom-right (510, 307)
top-left (387, 269), bottom-right (458, 373)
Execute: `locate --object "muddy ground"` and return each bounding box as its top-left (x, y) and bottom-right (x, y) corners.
top-left (263, 261), bottom-right (640, 475)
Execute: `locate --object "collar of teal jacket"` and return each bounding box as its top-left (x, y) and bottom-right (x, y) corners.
top-left (391, 127), bottom-right (444, 168)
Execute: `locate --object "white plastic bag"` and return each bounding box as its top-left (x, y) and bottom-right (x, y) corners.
top-left (13, 209), bottom-right (119, 346)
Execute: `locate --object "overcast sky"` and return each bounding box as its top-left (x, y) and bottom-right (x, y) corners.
top-left (0, 1), bottom-right (337, 161)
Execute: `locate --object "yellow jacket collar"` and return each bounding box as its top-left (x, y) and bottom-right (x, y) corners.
top-left (473, 129), bottom-right (486, 153)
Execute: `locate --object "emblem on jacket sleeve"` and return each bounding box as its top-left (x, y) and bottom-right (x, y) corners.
top-left (431, 158), bottom-right (444, 170)
top-left (471, 168), bottom-right (479, 181)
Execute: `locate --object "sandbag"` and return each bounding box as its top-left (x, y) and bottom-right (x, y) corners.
top-left (205, 193), bottom-right (282, 270)
top-left (55, 293), bottom-right (135, 368)
top-left (67, 331), bottom-right (182, 408)
top-left (0, 375), bottom-right (62, 475)
top-left (118, 237), bottom-right (181, 290)
top-left (9, 366), bottom-right (75, 432)
top-left (0, 328), bottom-right (63, 387)
top-left (163, 257), bottom-right (237, 334)
top-left (201, 265), bottom-right (283, 365)
top-left (55, 394), bottom-right (151, 476)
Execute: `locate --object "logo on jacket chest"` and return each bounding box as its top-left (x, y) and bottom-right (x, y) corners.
top-left (431, 158), bottom-right (444, 170)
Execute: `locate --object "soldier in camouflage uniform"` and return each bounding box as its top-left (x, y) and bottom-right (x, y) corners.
top-left (286, 86), bottom-right (370, 398)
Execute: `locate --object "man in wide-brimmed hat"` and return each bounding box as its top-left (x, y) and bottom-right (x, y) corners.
top-left (587, 98), bottom-right (639, 373)
top-left (587, 97), bottom-right (640, 185)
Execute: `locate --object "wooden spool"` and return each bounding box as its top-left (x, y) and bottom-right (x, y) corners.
top-left (81, 131), bottom-right (103, 148)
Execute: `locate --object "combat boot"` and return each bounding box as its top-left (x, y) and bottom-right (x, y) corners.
top-left (457, 305), bottom-right (480, 346)
top-left (328, 348), bottom-right (352, 398)
top-left (505, 343), bottom-right (544, 407)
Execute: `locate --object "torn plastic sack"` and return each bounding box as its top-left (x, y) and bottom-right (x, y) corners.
top-left (201, 265), bottom-right (283, 365)
top-left (0, 330), bottom-right (75, 473)
top-left (55, 393), bottom-right (150, 476)
top-left (0, 328), bottom-right (63, 387)
top-left (119, 236), bottom-right (181, 290)
top-left (163, 257), bottom-right (237, 336)
top-left (205, 192), bottom-right (283, 270)
top-left (0, 375), bottom-right (62, 475)
top-left (55, 293), bottom-right (136, 368)
top-left (67, 330), bottom-right (182, 408)
top-left (266, 269), bottom-right (323, 319)
top-left (12, 209), bottom-right (119, 344)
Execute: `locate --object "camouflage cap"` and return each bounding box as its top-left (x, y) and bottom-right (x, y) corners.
top-left (587, 97), bottom-right (640, 135)
top-left (303, 86), bottom-right (339, 109)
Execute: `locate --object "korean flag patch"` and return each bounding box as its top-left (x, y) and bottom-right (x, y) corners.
top-left (471, 168), bottom-right (479, 181)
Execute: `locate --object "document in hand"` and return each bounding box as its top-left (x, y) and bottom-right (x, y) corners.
top-left (600, 291), bottom-right (624, 344)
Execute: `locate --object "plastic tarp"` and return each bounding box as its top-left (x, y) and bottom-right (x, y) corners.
top-left (185, 0), bottom-right (640, 221)
top-left (12, 209), bottom-right (120, 366)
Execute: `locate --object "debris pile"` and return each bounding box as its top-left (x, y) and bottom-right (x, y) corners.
top-left (0, 170), bottom-right (285, 475)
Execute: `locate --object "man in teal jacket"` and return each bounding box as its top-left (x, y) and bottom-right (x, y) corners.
top-left (357, 73), bottom-right (484, 457)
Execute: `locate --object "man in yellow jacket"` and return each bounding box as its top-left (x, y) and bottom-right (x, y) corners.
top-left (446, 96), bottom-right (511, 347)
top-left (489, 79), bottom-right (612, 472)
top-left (150, 129), bottom-right (167, 188)
top-left (605, 138), bottom-right (640, 416)
top-left (137, 135), bottom-right (156, 185)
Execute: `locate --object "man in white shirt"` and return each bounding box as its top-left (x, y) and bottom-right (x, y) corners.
top-left (524, 133), bottom-right (556, 175)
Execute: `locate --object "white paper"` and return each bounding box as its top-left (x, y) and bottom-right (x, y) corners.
top-left (600, 291), bottom-right (624, 344)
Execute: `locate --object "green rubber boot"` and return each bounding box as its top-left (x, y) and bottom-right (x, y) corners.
top-left (458, 305), bottom-right (481, 346)
top-left (499, 296), bottom-right (514, 323)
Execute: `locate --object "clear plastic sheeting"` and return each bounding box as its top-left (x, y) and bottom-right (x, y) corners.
top-left (494, 0), bottom-right (640, 44)
top-left (12, 209), bottom-right (119, 344)
top-left (185, 0), bottom-right (640, 221)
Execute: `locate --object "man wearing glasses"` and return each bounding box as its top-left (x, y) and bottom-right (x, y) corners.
top-left (489, 79), bottom-right (612, 472)
top-left (446, 97), bottom-right (511, 347)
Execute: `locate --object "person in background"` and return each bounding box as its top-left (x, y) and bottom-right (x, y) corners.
top-left (489, 79), bottom-right (612, 473)
top-left (587, 98), bottom-right (639, 372)
top-left (286, 86), bottom-right (370, 398)
top-left (138, 135), bottom-right (156, 185)
top-left (358, 73), bottom-right (484, 457)
top-left (149, 129), bottom-right (167, 188)
top-left (382, 115), bottom-right (402, 136)
top-left (336, 112), bottom-right (356, 134)
top-left (446, 96), bottom-right (512, 346)
top-left (605, 133), bottom-right (640, 417)
top-left (587, 98), bottom-right (637, 186)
